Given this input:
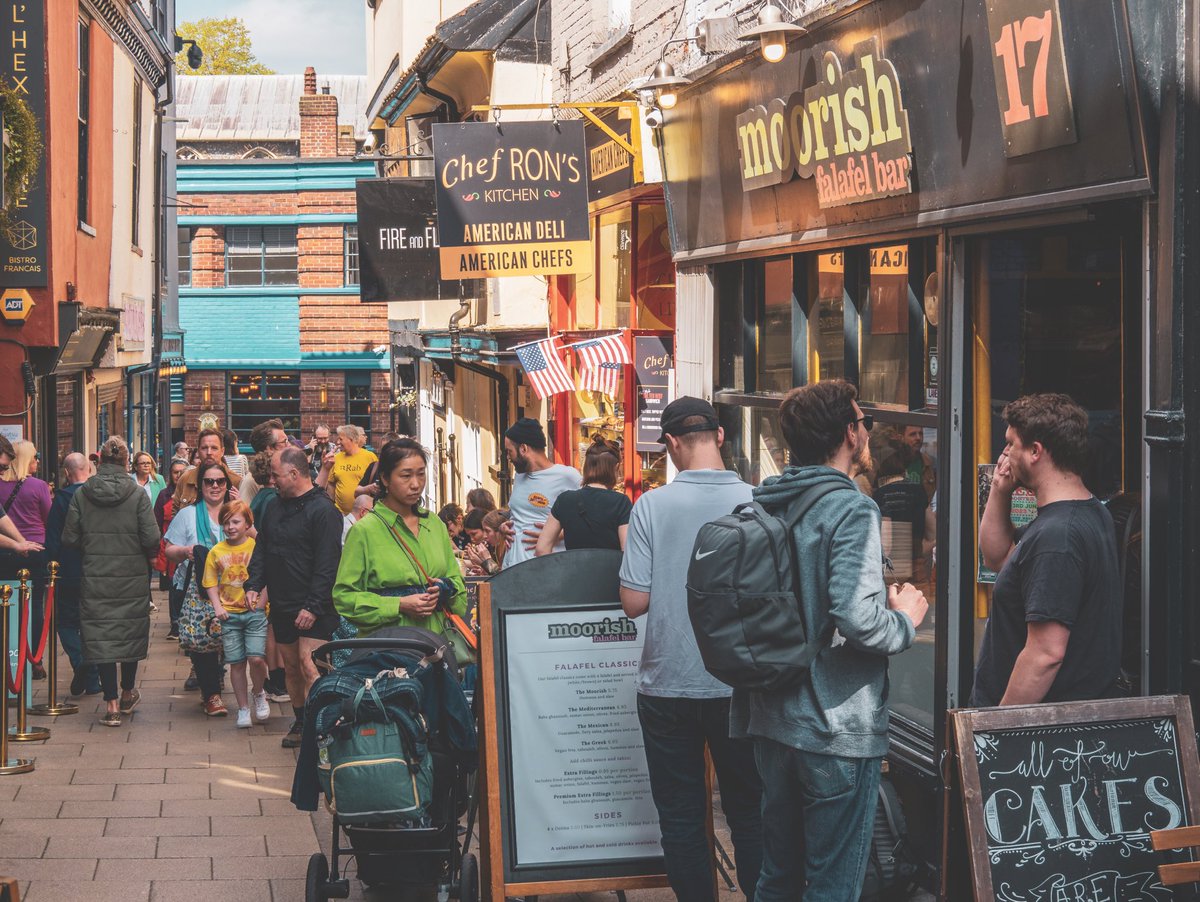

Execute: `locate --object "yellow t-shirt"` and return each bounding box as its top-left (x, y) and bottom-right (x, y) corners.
top-left (328, 448), bottom-right (378, 514)
top-left (201, 537), bottom-right (256, 613)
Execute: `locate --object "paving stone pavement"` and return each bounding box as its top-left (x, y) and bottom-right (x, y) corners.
top-left (1, 589), bottom-right (935, 901)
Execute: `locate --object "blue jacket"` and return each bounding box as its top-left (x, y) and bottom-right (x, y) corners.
top-left (729, 466), bottom-right (915, 759)
top-left (44, 482), bottom-right (84, 622)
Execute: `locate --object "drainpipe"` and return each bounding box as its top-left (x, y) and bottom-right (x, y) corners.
top-left (448, 281), bottom-right (471, 356)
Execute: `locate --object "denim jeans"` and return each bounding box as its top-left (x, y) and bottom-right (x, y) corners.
top-left (753, 738), bottom-right (881, 902)
top-left (97, 662), bottom-right (138, 702)
top-left (57, 625), bottom-right (100, 694)
top-left (637, 693), bottom-right (763, 901)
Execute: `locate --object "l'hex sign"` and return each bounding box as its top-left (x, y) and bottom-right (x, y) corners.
top-left (0, 289), bottom-right (33, 323)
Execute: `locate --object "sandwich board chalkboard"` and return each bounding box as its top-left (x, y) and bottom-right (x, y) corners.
top-left (952, 696), bottom-right (1200, 902)
top-left (477, 549), bottom-right (671, 899)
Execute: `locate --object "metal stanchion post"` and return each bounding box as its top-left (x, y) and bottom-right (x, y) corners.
top-left (28, 562), bottom-right (77, 717)
top-left (0, 585), bottom-right (33, 774)
top-left (8, 571), bottom-right (49, 743)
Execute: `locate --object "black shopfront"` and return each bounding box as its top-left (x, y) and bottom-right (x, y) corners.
top-left (659, 0), bottom-right (1199, 891)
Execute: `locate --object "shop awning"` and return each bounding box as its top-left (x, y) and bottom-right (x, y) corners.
top-left (420, 328), bottom-right (546, 363)
top-left (373, 0), bottom-right (549, 127)
top-left (53, 303), bottom-right (119, 373)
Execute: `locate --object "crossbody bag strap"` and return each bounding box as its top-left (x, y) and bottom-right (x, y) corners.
top-left (371, 508), bottom-right (433, 584)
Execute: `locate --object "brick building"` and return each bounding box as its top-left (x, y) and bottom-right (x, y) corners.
top-left (173, 69), bottom-right (391, 449)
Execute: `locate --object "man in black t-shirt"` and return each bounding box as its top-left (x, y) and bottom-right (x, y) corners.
top-left (971, 393), bottom-right (1121, 707)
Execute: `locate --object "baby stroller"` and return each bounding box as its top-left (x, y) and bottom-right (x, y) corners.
top-left (293, 629), bottom-right (479, 902)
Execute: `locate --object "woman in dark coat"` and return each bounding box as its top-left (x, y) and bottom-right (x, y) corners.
top-left (63, 436), bottom-right (161, 726)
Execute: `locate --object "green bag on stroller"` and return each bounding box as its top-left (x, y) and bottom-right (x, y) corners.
top-left (323, 673), bottom-right (434, 827)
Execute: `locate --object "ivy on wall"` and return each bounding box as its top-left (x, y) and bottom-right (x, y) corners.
top-left (0, 80), bottom-right (42, 234)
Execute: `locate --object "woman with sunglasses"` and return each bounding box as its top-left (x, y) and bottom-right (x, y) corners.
top-left (164, 459), bottom-right (238, 717)
top-left (0, 439), bottom-right (53, 679)
top-left (130, 451), bottom-right (166, 503)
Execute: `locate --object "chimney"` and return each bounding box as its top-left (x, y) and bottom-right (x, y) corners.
top-left (299, 67), bottom-right (339, 157)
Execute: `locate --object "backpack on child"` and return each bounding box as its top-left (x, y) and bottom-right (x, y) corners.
top-left (686, 483), bottom-right (853, 692)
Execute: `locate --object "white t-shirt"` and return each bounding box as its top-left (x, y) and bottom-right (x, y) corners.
top-left (502, 464), bottom-right (582, 569)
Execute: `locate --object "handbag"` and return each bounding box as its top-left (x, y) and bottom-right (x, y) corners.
top-left (372, 510), bottom-right (478, 664)
top-left (177, 557), bottom-right (223, 654)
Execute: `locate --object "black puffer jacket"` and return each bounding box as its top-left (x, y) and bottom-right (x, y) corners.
top-left (62, 464), bottom-right (161, 663)
top-left (245, 485), bottom-right (342, 616)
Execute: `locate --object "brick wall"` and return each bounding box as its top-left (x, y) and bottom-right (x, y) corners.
top-left (299, 295), bottom-right (389, 353)
top-left (300, 94), bottom-right (340, 158)
top-left (183, 372), bottom-right (228, 448)
top-left (298, 370), bottom-right (392, 449)
top-left (299, 225), bottom-right (348, 289)
top-left (190, 227), bottom-right (225, 288)
top-left (56, 378), bottom-right (76, 465)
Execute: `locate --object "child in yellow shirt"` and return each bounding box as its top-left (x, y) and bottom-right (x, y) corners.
top-left (202, 500), bottom-right (270, 728)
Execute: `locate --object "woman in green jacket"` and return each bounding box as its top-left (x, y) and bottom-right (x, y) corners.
top-left (334, 438), bottom-right (467, 635)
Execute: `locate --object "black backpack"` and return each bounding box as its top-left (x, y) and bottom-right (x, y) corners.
top-left (686, 483), bottom-right (853, 692)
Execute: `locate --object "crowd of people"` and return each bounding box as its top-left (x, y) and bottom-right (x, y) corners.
top-left (0, 378), bottom-right (1122, 901)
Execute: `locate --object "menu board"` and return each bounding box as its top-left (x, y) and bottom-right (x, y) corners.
top-left (504, 607), bottom-right (660, 866)
top-left (634, 334), bottom-right (673, 452)
top-left (953, 697), bottom-right (1200, 902)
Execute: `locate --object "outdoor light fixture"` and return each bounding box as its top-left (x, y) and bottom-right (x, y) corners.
top-left (202, 383), bottom-right (211, 405)
top-left (642, 60), bottom-right (692, 111)
top-left (738, 3), bottom-right (806, 63)
top-left (319, 383), bottom-right (328, 406)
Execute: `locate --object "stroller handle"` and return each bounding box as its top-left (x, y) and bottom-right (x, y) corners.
top-left (310, 636), bottom-right (452, 667)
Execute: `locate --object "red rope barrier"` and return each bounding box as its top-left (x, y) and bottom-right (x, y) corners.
top-left (28, 580), bottom-right (52, 666)
top-left (4, 585), bottom-right (28, 694)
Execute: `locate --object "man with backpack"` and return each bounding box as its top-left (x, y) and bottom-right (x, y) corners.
top-left (729, 380), bottom-right (927, 901)
top-left (619, 397), bottom-right (763, 901)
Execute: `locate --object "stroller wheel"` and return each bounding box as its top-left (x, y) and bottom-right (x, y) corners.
top-left (306, 852), bottom-right (330, 902)
top-left (458, 852), bottom-right (479, 902)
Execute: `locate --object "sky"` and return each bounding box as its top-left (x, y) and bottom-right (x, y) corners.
top-left (177, 0), bottom-right (367, 75)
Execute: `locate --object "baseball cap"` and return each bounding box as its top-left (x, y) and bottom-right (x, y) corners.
top-left (656, 396), bottom-right (720, 444)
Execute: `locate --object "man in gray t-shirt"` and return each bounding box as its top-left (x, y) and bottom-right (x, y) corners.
top-left (501, 418), bottom-right (581, 569)
top-left (618, 397), bottom-right (762, 902)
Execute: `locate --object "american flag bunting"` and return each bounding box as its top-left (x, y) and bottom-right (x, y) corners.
top-left (569, 332), bottom-right (631, 398)
top-left (514, 336), bottom-right (575, 399)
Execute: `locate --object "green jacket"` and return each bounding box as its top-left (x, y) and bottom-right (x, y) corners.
top-left (63, 463), bottom-right (161, 664)
top-left (334, 504), bottom-right (467, 635)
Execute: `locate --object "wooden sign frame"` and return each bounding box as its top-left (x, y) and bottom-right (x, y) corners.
top-left (476, 550), bottom-right (670, 900)
top-left (951, 695), bottom-right (1200, 901)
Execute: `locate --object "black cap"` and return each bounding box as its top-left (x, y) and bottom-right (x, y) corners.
top-left (504, 417), bottom-right (546, 450)
top-left (656, 396), bottom-right (720, 444)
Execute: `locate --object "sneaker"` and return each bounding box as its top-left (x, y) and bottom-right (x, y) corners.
top-left (118, 689), bottom-right (141, 715)
top-left (99, 710), bottom-right (121, 727)
top-left (165, 628), bottom-right (179, 641)
top-left (236, 707), bottom-right (252, 728)
top-left (281, 720), bottom-right (303, 748)
top-left (203, 695), bottom-right (228, 717)
top-left (149, 601), bottom-right (159, 613)
top-left (184, 668), bottom-right (199, 691)
top-left (264, 679), bottom-right (290, 703)
top-left (70, 669), bottom-right (88, 698)
top-left (253, 691), bottom-right (271, 722)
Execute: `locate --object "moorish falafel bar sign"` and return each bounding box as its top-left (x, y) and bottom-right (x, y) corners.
top-left (432, 121), bottom-right (592, 278)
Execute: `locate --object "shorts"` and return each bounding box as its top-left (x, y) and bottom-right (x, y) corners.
top-left (269, 608), bottom-right (340, 645)
top-left (221, 610), bottom-right (268, 663)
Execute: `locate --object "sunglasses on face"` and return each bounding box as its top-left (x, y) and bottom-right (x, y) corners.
top-left (202, 477), bottom-right (227, 487)
top-left (852, 414), bottom-right (874, 431)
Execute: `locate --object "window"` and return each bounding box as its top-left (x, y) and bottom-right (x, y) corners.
top-left (346, 373), bottom-right (372, 441)
top-left (809, 252), bottom-right (847, 382)
top-left (227, 372), bottom-right (301, 436)
top-left (178, 228), bottom-right (192, 287)
top-left (344, 225), bottom-right (359, 286)
top-left (131, 77), bottom-right (143, 246)
top-left (77, 16), bottom-right (90, 224)
top-left (225, 226), bottom-right (298, 286)
top-left (758, 257), bottom-right (794, 394)
top-left (242, 147), bottom-right (276, 159)
top-left (598, 209), bottom-right (632, 329)
top-left (177, 147), bottom-right (202, 160)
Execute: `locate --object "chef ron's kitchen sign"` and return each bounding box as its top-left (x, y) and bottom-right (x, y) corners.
top-left (735, 38), bottom-right (913, 209)
top-left (432, 121), bottom-right (592, 279)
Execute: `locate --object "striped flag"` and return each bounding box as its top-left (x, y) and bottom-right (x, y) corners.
top-left (569, 332), bottom-right (631, 398)
top-left (514, 336), bottom-right (575, 399)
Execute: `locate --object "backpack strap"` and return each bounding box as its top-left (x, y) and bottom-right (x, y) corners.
top-left (777, 481), bottom-right (858, 654)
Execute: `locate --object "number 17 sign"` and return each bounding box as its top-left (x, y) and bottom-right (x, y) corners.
top-left (984, 0), bottom-right (1076, 157)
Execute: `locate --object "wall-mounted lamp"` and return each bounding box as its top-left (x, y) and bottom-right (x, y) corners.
top-left (737, 3), bottom-right (806, 63)
top-left (642, 60), bottom-right (693, 111)
top-left (202, 382), bottom-right (211, 406)
top-left (319, 383), bottom-right (328, 406)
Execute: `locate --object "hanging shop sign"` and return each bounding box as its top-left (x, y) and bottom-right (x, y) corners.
top-left (664, 0), bottom-right (1146, 258)
top-left (432, 121), bottom-right (592, 279)
top-left (479, 550), bottom-right (670, 899)
top-left (734, 38), bottom-right (913, 208)
top-left (585, 110), bottom-right (635, 203)
top-left (355, 178), bottom-right (459, 303)
top-left (0, 0), bottom-right (47, 287)
top-left (634, 334), bottom-right (673, 452)
top-left (984, 0), bottom-right (1076, 157)
top-left (951, 696), bottom-right (1200, 902)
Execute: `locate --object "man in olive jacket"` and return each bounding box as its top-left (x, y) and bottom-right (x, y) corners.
top-left (63, 436), bottom-right (160, 725)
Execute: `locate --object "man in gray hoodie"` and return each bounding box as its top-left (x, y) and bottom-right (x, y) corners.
top-left (730, 380), bottom-right (928, 901)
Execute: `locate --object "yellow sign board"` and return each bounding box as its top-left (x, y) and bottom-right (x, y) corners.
top-left (0, 288), bottom-right (33, 322)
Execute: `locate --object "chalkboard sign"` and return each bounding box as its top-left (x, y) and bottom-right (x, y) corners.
top-left (953, 697), bottom-right (1200, 902)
